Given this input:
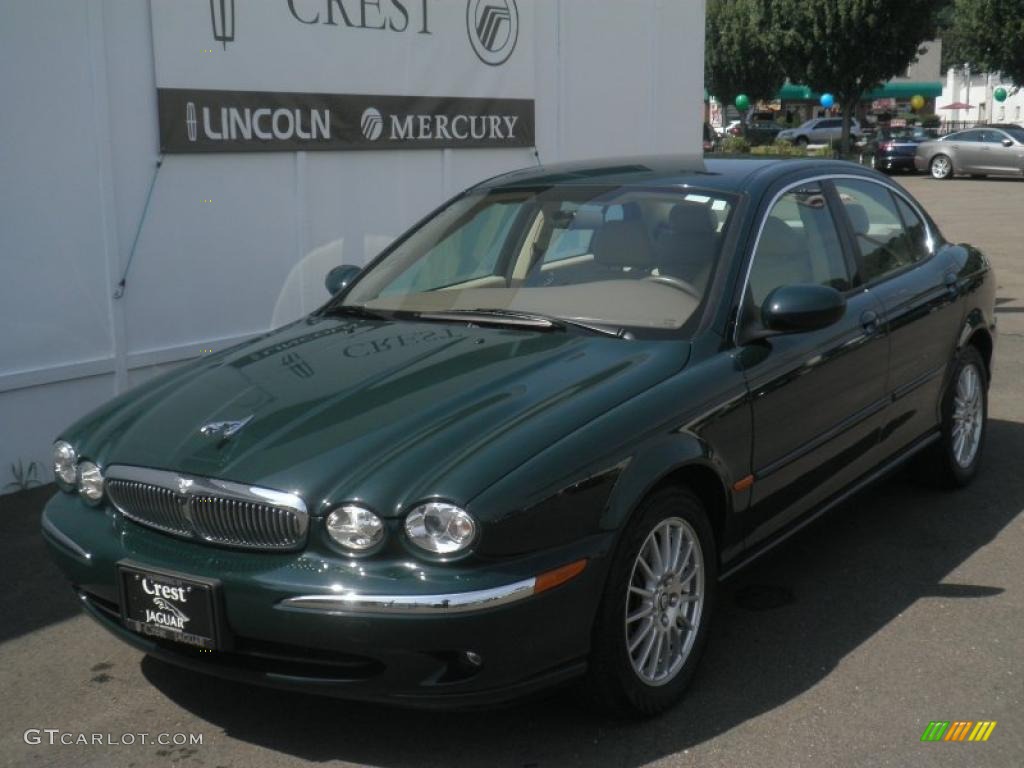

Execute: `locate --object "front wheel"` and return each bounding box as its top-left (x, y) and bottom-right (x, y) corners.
top-left (914, 346), bottom-right (988, 487)
top-left (795, 136), bottom-right (809, 147)
top-left (585, 487), bottom-right (716, 717)
top-left (930, 154), bottom-right (954, 180)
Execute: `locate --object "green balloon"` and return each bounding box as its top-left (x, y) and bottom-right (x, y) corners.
top-left (735, 94), bottom-right (750, 110)
top-left (994, 86), bottom-right (1008, 103)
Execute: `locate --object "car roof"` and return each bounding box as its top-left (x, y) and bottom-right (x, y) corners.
top-left (476, 155), bottom-right (873, 194)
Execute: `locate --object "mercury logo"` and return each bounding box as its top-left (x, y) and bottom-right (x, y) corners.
top-left (361, 108), bottom-right (384, 141)
top-left (186, 102), bottom-right (198, 142)
top-left (467, 0), bottom-right (518, 66)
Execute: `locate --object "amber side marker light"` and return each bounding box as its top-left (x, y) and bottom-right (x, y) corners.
top-left (534, 559), bottom-right (588, 595)
top-left (732, 474), bottom-right (754, 492)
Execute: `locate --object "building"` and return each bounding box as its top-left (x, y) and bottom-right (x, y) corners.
top-left (0, 0), bottom-right (706, 492)
top-left (940, 68), bottom-right (1023, 129)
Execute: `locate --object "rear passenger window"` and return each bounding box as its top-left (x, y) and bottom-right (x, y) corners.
top-left (748, 185), bottom-right (851, 306)
top-left (834, 180), bottom-right (925, 283)
top-left (893, 196), bottom-right (932, 262)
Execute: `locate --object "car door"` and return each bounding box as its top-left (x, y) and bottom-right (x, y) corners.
top-left (812, 119), bottom-right (840, 143)
top-left (985, 129), bottom-right (1024, 174)
top-left (951, 129), bottom-right (986, 172)
top-left (736, 179), bottom-right (889, 549)
top-left (832, 177), bottom-right (963, 456)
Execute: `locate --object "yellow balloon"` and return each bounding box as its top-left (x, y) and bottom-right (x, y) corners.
top-left (910, 95), bottom-right (925, 111)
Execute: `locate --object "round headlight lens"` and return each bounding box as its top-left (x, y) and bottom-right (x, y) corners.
top-left (405, 502), bottom-right (477, 555)
top-left (77, 461), bottom-right (105, 504)
top-left (52, 441), bottom-right (78, 489)
top-left (326, 505), bottom-right (384, 552)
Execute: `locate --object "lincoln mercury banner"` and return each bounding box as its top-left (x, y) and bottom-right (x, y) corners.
top-left (151, 0), bottom-right (535, 152)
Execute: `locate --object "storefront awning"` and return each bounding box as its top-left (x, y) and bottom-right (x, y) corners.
top-left (778, 81), bottom-right (943, 102)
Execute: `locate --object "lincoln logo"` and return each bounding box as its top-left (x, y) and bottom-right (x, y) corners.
top-left (191, 105), bottom-right (331, 142)
top-left (467, 0), bottom-right (518, 65)
top-left (209, 0), bottom-right (235, 49)
top-left (361, 107), bottom-right (384, 141)
top-left (186, 102), bottom-right (198, 142)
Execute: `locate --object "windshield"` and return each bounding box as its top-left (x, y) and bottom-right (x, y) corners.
top-left (340, 185), bottom-right (736, 331)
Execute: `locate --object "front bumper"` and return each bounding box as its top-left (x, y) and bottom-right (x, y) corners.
top-left (41, 492), bottom-right (611, 708)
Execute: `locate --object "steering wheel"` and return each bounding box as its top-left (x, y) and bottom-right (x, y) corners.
top-left (645, 274), bottom-right (702, 299)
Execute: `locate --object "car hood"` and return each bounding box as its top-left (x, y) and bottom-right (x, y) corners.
top-left (66, 316), bottom-right (689, 517)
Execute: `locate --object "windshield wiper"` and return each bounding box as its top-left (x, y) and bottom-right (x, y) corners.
top-left (322, 304), bottom-right (392, 321)
top-left (414, 309), bottom-right (631, 339)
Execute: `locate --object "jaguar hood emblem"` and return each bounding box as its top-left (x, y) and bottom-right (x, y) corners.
top-left (199, 414), bottom-right (254, 440)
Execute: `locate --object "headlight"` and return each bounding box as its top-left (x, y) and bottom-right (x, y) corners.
top-left (52, 441), bottom-right (77, 490)
top-left (405, 502), bottom-right (477, 555)
top-left (326, 505), bottom-right (384, 552)
top-left (77, 461), bottom-right (105, 504)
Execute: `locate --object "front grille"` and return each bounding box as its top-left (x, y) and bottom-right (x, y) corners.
top-left (107, 479), bottom-right (191, 537)
top-left (105, 466), bottom-right (308, 551)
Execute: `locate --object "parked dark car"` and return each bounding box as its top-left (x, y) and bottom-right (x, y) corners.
top-left (743, 112), bottom-right (784, 146)
top-left (703, 121), bottom-right (717, 152)
top-left (860, 126), bottom-right (934, 173)
top-left (915, 124), bottom-right (1024, 179)
top-left (43, 157), bottom-right (996, 717)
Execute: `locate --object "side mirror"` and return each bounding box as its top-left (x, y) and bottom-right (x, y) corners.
top-left (741, 284), bottom-right (846, 343)
top-left (761, 284), bottom-right (846, 335)
top-left (1002, 138), bottom-right (1014, 147)
top-left (324, 265), bottom-right (361, 296)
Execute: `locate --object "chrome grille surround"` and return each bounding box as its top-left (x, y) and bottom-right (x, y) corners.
top-left (105, 465), bottom-right (308, 551)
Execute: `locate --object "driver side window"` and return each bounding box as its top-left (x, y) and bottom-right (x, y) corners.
top-left (748, 186), bottom-right (851, 307)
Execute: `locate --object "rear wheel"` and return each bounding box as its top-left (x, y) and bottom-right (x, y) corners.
top-left (795, 136), bottom-right (810, 147)
top-left (586, 487), bottom-right (716, 717)
top-left (913, 345), bottom-right (988, 488)
top-left (930, 154), bottom-right (954, 180)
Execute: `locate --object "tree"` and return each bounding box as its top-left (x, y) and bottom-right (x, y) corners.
top-left (705, 0), bottom-right (787, 108)
top-left (771, 0), bottom-right (943, 152)
top-left (950, 0), bottom-right (1024, 85)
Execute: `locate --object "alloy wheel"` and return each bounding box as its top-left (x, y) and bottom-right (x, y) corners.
top-left (625, 517), bottom-right (704, 686)
top-left (931, 155), bottom-right (952, 179)
top-left (952, 363), bottom-right (983, 468)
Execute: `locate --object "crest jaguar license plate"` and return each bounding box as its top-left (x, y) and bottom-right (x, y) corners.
top-left (118, 565), bottom-right (219, 649)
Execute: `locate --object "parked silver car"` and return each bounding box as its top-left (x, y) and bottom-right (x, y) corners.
top-left (776, 117), bottom-right (862, 145)
top-left (915, 125), bottom-right (1024, 179)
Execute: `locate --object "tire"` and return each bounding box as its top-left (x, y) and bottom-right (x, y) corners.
top-left (913, 345), bottom-right (988, 488)
top-left (930, 154), bottom-right (954, 180)
top-left (585, 487), bottom-right (717, 717)
top-left (795, 136), bottom-right (809, 147)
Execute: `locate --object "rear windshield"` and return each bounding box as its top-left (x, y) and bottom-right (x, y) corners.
top-left (342, 185), bottom-right (737, 331)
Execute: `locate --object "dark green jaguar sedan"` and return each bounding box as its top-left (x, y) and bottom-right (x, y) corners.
top-left (42, 157), bottom-right (996, 716)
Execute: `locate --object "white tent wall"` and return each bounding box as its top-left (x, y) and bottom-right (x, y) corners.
top-left (0, 0), bottom-right (705, 490)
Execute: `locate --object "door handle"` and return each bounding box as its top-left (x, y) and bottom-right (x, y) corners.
top-left (944, 271), bottom-right (959, 296)
top-left (860, 310), bottom-right (879, 334)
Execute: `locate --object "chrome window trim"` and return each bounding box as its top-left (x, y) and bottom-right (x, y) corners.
top-left (279, 577), bottom-right (537, 616)
top-left (731, 172), bottom-right (937, 347)
top-left (105, 465), bottom-right (309, 548)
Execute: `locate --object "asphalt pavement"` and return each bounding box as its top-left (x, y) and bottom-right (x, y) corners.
top-left (1, 173), bottom-right (1021, 768)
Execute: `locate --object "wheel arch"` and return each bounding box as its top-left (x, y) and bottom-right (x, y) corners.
top-left (957, 310), bottom-right (995, 381)
top-left (603, 437), bottom-right (735, 566)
